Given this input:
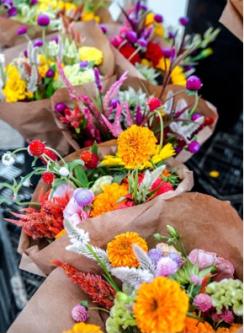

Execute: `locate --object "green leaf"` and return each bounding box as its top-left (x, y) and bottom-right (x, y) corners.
top-left (74, 166), bottom-right (89, 188)
top-left (68, 159), bottom-right (85, 173)
top-left (91, 142), bottom-right (98, 155)
top-left (80, 300), bottom-right (89, 309)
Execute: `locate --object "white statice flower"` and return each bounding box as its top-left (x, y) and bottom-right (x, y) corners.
top-left (59, 166), bottom-right (70, 177)
top-left (1, 152), bottom-right (15, 166)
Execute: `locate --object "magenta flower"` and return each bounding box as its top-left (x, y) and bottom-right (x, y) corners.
top-left (193, 293), bottom-right (213, 312)
top-left (188, 249), bottom-right (217, 269)
top-left (71, 304), bottom-right (88, 322)
top-left (154, 14), bottom-right (163, 23)
top-left (156, 257), bottom-right (178, 277)
top-left (215, 257), bottom-right (235, 281)
top-left (16, 25), bottom-right (28, 35)
top-left (37, 14), bottom-right (50, 27)
top-left (186, 75), bottom-right (202, 91)
top-left (188, 141), bottom-right (200, 153)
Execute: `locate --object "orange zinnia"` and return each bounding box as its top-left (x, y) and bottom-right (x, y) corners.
top-left (107, 232), bottom-right (148, 267)
top-left (183, 317), bottom-right (214, 333)
top-left (216, 324), bottom-right (242, 333)
top-left (134, 277), bottom-right (189, 333)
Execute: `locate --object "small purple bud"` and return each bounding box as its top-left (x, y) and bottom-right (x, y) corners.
top-left (99, 24), bottom-right (107, 34)
top-left (74, 189), bottom-right (94, 207)
top-left (188, 141), bottom-right (200, 153)
top-left (162, 47), bottom-right (175, 59)
top-left (135, 105), bottom-right (143, 125)
top-left (110, 99), bottom-right (119, 109)
top-left (16, 25), bottom-right (28, 35)
top-left (94, 68), bottom-right (102, 92)
top-left (30, 0), bottom-right (38, 5)
top-left (51, 35), bottom-right (59, 43)
top-left (23, 50), bottom-right (28, 58)
top-left (8, 6), bottom-right (17, 16)
top-left (191, 113), bottom-right (202, 121)
top-left (179, 16), bottom-right (189, 26)
top-left (55, 102), bottom-right (67, 114)
top-left (154, 14), bottom-right (163, 23)
top-left (143, 26), bottom-right (153, 40)
top-left (186, 75), bottom-right (202, 91)
top-left (139, 4), bottom-right (147, 11)
top-left (137, 38), bottom-right (147, 48)
top-left (34, 39), bottom-right (43, 47)
top-left (184, 65), bottom-right (194, 72)
top-left (126, 30), bottom-right (137, 43)
top-left (168, 31), bottom-right (176, 39)
top-left (79, 61), bottom-right (89, 69)
top-left (37, 14), bottom-right (50, 27)
top-left (71, 304), bottom-right (88, 323)
top-left (46, 68), bottom-right (55, 78)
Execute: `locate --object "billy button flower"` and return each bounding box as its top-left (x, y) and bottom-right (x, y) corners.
top-left (41, 171), bottom-right (55, 185)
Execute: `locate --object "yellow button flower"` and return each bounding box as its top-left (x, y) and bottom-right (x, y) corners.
top-left (79, 46), bottom-right (103, 66)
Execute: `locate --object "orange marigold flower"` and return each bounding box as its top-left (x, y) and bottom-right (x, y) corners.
top-left (90, 183), bottom-right (128, 217)
top-left (134, 277), bottom-right (189, 333)
top-left (216, 324), bottom-right (242, 333)
top-left (183, 317), bottom-right (214, 333)
top-left (107, 232), bottom-right (148, 267)
top-left (117, 125), bottom-right (157, 169)
top-left (63, 322), bottom-right (103, 333)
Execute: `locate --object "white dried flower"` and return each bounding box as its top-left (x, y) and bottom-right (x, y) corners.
top-left (1, 152), bottom-right (15, 166)
top-left (59, 166), bottom-right (69, 177)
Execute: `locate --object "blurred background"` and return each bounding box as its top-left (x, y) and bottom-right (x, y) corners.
top-left (0, 1), bottom-right (243, 332)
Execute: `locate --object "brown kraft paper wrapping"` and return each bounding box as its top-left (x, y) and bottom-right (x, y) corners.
top-left (17, 141), bottom-right (194, 276)
top-left (50, 75), bottom-right (218, 163)
top-left (220, 0), bottom-right (243, 41)
top-left (8, 192), bottom-right (243, 333)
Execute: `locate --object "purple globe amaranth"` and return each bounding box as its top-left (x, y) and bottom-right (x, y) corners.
top-left (99, 24), bottom-right (107, 34)
top-left (193, 293), bottom-right (213, 312)
top-left (8, 6), bottom-right (17, 16)
top-left (156, 257), bottom-right (178, 277)
top-left (16, 25), bottom-right (28, 35)
top-left (162, 47), bottom-right (175, 59)
top-left (186, 75), bottom-right (203, 91)
top-left (137, 38), bottom-right (147, 48)
top-left (188, 141), bottom-right (201, 153)
top-left (74, 189), bottom-right (94, 207)
top-left (37, 14), bottom-right (50, 27)
top-left (126, 30), bottom-right (137, 43)
top-left (168, 31), bottom-right (176, 39)
top-left (23, 50), bottom-right (28, 58)
top-left (45, 68), bottom-right (55, 78)
top-left (71, 304), bottom-right (88, 323)
top-left (34, 39), bottom-right (43, 47)
top-left (179, 16), bottom-right (189, 26)
top-left (55, 102), bottom-right (67, 114)
top-left (30, 0), bottom-right (38, 5)
top-left (191, 112), bottom-right (202, 121)
top-left (154, 14), bottom-right (163, 23)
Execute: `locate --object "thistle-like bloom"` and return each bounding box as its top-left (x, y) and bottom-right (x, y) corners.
top-left (134, 277), bottom-right (189, 333)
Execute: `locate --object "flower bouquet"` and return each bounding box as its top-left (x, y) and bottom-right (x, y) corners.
top-left (50, 68), bottom-right (217, 163)
top-left (0, 21), bottom-right (115, 154)
top-left (0, 0), bottom-right (112, 47)
top-left (6, 192), bottom-right (242, 333)
top-left (105, 1), bottom-right (219, 87)
top-left (0, 123), bottom-right (193, 276)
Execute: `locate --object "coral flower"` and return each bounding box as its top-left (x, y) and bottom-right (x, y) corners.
top-left (183, 317), bottom-right (214, 333)
top-left (63, 322), bottom-right (103, 333)
top-left (90, 183), bottom-right (128, 217)
top-left (117, 125), bottom-right (157, 169)
top-left (134, 277), bottom-right (189, 333)
top-left (107, 232), bottom-right (148, 267)
top-left (216, 324), bottom-right (242, 333)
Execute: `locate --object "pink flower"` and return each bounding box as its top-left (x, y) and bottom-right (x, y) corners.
top-left (190, 274), bottom-right (203, 286)
top-left (214, 257), bottom-right (235, 281)
top-left (193, 293), bottom-right (213, 312)
top-left (63, 197), bottom-right (88, 225)
top-left (71, 304), bottom-right (88, 322)
top-left (188, 249), bottom-right (217, 269)
top-left (156, 257), bottom-right (178, 277)
top-left (212, 310), bottom-right (234, 324)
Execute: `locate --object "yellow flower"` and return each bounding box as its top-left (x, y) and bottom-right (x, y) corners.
top-left (157, 58), bottom-right (186, 86)
top-left (141, 58), bottom-right (152, 67)
top-left (117, 125), bottom-right (157, 169)
top-left (183, 317), bottom-right (214, 333)
top-left (63, 322), bottom-right (103, 333)
top-left (107, 232), bottom-right (148, 267)
top-left (82, 11), bottom-right (100, 23)
top-left (90, 183), bottom-right (128, 217)
top-left (3, 64), bottom-right (27, 102)
top-left (100, 155), bottom-right (125, 167)
top-left (79, 46), bottom-right (103, 66)
top-left (154, 23), bottom-right (164, 37)
top-left (151, 143), bottom-right (176, 164)
top-left (38, 54), bottom-right (51, 78)
top-left (145, 12), bottom-right (154, 26)
top-left (134, 277), bottom-right (189, 333)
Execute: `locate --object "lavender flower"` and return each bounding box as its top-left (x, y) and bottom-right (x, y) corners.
top-left (80, 61), bottom-right (89, 69)
top-left (74, 189), bottom-right (94, 207)
top-left (156, 257), bottom-right (178, 277)
top-left (148, 248), bottom-right (162, 267)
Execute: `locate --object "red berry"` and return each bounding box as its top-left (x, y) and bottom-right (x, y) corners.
top-left (28, 139), bottom-right (45, 157)
top-left (148, 97), bottom-right (162, 112)
top-left (80, 151), bottom-right (99, 169)
top-left (204, 116), bottom-right (214, 126)
top-left (42, 171), bottom-right (55, 184)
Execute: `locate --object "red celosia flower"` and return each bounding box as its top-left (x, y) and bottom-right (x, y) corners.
top-left (148, 97), bottom-right (162, 111)
top-left (28, 139), bottom-right (45, 157)
top-left (151, 179), bottom-right (174, 196)
top-left (145, 42), bottom-right (163, 66)
top-left (6, 192), bottom-right (69, 239)
top-left (54, 261), bottom-right (115, 309)
top-left (80, 151), bottom-right (99, 169)
top-left (42, 172), bottom-right (55, 185)
top-left (120, 44), bottom-right (141, 65)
